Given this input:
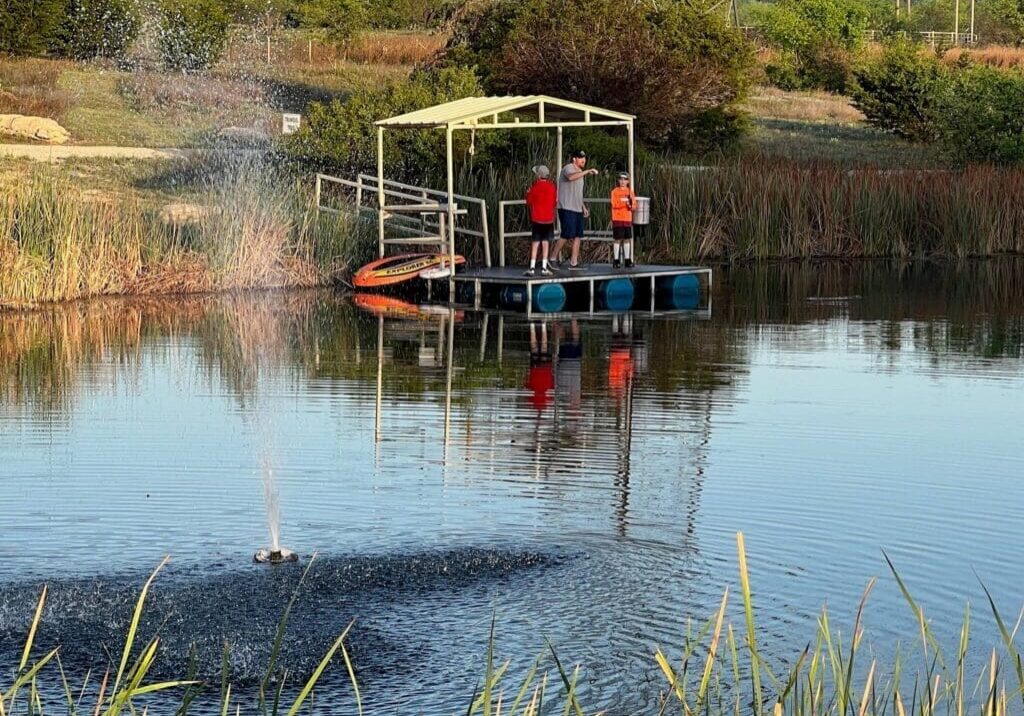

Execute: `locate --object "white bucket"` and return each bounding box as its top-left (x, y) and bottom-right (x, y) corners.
top-left (633, 196), bottom-right (651, 225)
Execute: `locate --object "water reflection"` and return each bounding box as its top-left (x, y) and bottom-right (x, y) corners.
top-left (1, 259), bottom-right (1023, 714)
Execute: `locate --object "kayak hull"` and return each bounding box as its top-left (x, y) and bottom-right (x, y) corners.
top-left (353, 253), bottom-right (465, 288)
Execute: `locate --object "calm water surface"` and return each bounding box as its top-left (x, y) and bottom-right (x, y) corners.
top-left (1, 261), bottom-right (1023, 714)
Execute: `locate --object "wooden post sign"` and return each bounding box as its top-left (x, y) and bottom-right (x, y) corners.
top-left (282, 113), bottom-right (301, 135)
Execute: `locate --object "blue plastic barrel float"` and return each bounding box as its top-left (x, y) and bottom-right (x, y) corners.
top-left (595, 278), bottom-right (635, 311)
top-left (500, 283), bottom-right (566, 313)
top-left (658, 273), bottom-right (701, 310)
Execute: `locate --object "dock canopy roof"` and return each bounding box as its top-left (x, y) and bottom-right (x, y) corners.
top-left (375, 95), bottom-right (635, 129)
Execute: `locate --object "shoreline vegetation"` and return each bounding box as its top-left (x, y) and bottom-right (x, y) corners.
top-left (5, 534), bottom-right (1024, 715)
top-left (3, 156), bottom-right (1024, 310)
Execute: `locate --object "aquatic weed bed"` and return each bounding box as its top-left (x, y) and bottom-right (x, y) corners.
top-left (3, 535), bottom-right (1023, 716)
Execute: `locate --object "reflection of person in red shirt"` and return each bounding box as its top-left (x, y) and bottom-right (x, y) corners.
top-left (526, 322), bottom-right (554, 410)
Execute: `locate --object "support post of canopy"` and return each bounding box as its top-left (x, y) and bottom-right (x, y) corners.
top-left (556, 126), bottom-right (563, 236)
top-left (446, 125), bottom-right (456, 301)
top-left (627, 119), bottom-right (636, 265)
top-left (376, 126), bottom-right (385, 258)
top-left (627, 120), bottom-right (635, 187)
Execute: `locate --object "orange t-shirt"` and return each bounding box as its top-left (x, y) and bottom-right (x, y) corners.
top-left (610, 187), bottom-right (637, 223)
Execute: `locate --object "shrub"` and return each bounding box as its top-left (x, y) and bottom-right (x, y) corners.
top-left (157, 0), bottom-right (229, 72)
top-left (291, 0), bottom-right (366, 44)
top-left (280, 65), bottom-right (500, 178)
top-left (440, 0), bottom-right (754, 151)
top-left (0, 0), bottom-right (65, 55)
top-left (54, 0), bottom-right (139, 60)
top-left (364, 0), bottom-right (442, 29)
top-left (753, 0), bottom-right (869, 91)
top-left (851, 36), bottom-right (946, 142)
top-left (936, 63), bottom-right (1024, 164)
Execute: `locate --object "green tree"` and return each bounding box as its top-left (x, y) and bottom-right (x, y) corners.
top-left (292, 0), bottom-right (365, 44)
top-left (281, 65), bottom-right (496, 177)
top-left (851, 35), bottom-right (946, 142)
top-left (54, 0), bottom-right (139, 59)
top-left (937, 63), bottom-right (1024, 164)
top-left (157, 0), bottom-right (229, 72)
top-left (0, 0), bottom-right (65, 55)
top-left (439, 0), bottom-right (754, 150)
top-left (753, 0), bottom-right (869, 91)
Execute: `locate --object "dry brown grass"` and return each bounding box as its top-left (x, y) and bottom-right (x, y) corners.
top-left (745, 86), bottom-right (866, 123)
top-left (222, 29), bottom-right (443, 71)
top-left (943, 43), bottom-right (1024, 69)
top-left (341, 31), bottom-right (445, 65)
top-left (0, 57), bottom-right (73, 121)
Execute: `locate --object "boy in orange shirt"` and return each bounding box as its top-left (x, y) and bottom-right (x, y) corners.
top-left (609, 172), bottom-right (638, 269)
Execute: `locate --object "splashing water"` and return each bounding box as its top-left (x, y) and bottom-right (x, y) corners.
top-left (261, 453), bottom-right (281, 553)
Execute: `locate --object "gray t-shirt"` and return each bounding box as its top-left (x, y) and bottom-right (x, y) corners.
top-left (557, 163), bottom-right (585, 213)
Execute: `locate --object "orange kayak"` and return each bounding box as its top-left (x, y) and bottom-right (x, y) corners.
top-left (353, 253), bottom-right (465, 288)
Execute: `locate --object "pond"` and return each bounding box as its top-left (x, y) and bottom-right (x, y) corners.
top-left (1, 260), bottom-right (1023, 714)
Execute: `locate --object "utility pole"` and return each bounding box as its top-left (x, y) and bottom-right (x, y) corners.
top-left (954, 0), bottom-right (960, 43)
top-left (970, 0), bottom-right (975, 41)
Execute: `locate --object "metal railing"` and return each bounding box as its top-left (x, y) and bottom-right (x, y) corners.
top-left (740, 26), bottom-right (979, 46)
top-left (498, 198), bottom-right (613, 267)
top-left (314, 173), bottom-right (492, 267)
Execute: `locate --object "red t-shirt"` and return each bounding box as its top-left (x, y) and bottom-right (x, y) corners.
top-left (525, 179), bottom-right (557, 224)
top-left (525, 362), bottom-right (554, 410)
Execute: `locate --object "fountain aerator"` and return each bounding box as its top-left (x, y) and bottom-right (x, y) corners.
top-left (254, 547), bottom-right (298, 564)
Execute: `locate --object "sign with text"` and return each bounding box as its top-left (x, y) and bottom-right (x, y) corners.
top-left (282, 113), bottom-right (301, 135)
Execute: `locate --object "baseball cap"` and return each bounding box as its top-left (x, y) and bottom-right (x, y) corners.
top-left (532, 164), bottom-right (550, 178)
top-left (617, 172), bottom-right (630, 180)
top-left (571, 150), bottom-right (587, 159)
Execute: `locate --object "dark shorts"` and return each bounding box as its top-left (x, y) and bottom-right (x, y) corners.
top-left (531, 222), bottom-right (554, 243)
top-left (612, 221), bottom-right (633, 241)
top-left (558, 209), bottom-right (585, 240)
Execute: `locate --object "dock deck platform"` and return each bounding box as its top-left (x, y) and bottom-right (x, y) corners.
top-left (453, 263), bottom-right (713, 316)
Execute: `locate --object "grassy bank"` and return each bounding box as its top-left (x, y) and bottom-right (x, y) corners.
top-left (5, 535), bottom-right (1024, 715)
top-left (0, 157), bottom-right (360, 309)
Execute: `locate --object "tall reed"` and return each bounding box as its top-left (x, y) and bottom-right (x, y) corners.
top-left (0, 160), bottom-right (359, 309)
top-left (460, 158), bottom-right (1024, 265)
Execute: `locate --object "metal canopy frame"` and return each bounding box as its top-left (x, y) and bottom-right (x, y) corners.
top-left (373, 95), bottom-right (637, 296)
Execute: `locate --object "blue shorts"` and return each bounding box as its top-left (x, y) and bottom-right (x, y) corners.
top-left (558, 209), bottom-right (585, 240)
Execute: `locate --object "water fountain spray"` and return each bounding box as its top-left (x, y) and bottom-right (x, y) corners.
top-left (254, 455), bottom-right (297, 564)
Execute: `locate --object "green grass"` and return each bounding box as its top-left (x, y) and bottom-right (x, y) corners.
top-left (746, 117), bottom-right (941, 167)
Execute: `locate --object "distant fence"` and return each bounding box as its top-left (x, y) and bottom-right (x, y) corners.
top-left (738, 26), bottom-right (979, 46)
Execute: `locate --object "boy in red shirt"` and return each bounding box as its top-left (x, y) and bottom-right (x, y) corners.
top-left (609, 172), bottom-right (638, 269)
top-left (524, 165), bottom-right (557, 276)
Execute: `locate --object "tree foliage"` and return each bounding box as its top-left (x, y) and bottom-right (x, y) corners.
top-left (0, 0), bottom-right (65, 55)
top-left (753, 0), bottom-right (869, 91)
top-left (157, 0), bottom-right (229, 72)
top-left (851, 35), bottom-right (946, 142)
top-left (281, 65), bottom-right (498, 178)
top-left (290, 0), bottom-right (366, 44)
top-left (439, 0), bottom-right (754, 150)
top-left (54, 0), bottom-right (139, 59)
top-left (854, 37), bottom-right (1024, 164)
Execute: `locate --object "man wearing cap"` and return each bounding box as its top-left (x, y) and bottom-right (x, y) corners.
top-left (524, 164), bottom-right (557, 276)
top-left (553, 150), bottom-right (599, 271)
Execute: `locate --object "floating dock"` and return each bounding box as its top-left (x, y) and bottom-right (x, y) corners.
top-left (455, 263), bottom-right (712, 316)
